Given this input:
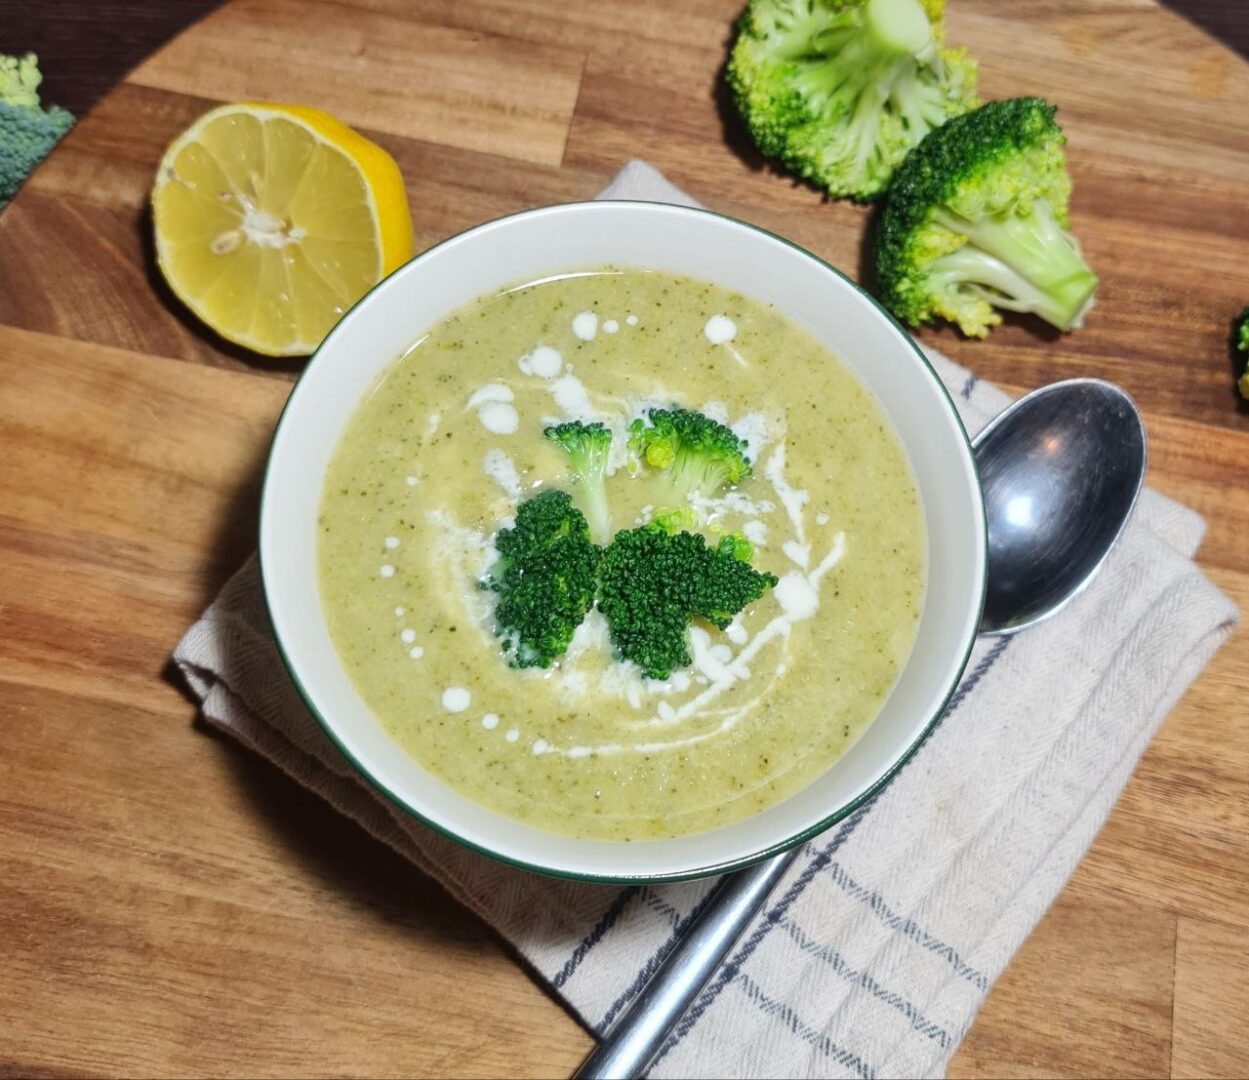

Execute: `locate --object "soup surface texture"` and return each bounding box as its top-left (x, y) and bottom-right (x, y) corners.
top-left (318, 269), bottom-right (925, 841)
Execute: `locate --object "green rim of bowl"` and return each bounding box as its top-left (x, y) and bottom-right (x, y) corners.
top-left (257, 199), bottom-right (988, 884)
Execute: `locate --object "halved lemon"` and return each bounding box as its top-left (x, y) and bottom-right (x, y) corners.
top-left (152, 102), bottom-right (413, 357)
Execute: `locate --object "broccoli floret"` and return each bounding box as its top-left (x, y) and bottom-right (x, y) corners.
top-left (1237, 308), bottom-right (1249, 401)
top-left (651, 506), bottom-right (699, 534)
top-left (0, 53), bottom-right (74, 209)
top-left (544, 420), bottom-right (614, 543)
top-left (483, 490), bottom-right (602, 669)
top-left (716, 532), bottom-right (755, 563)
top-left (875, 97), bottom-right (1098, 338)
top-left (726, 0), bottom-right (977, 200)
top-left (629, 408), bottom-right (752, 510)
top-left (597, 525), bottom-right (778, 679)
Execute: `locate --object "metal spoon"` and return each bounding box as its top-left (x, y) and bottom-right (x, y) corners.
top-left (574, 378), bottom-right (1147, 1080)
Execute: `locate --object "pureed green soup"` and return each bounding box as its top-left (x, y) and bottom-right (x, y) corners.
top-left (318, 269), bottom-right (925, 840)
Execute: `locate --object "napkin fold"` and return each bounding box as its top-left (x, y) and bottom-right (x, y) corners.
top-left (174, 162), bottom-right (1237, 1079)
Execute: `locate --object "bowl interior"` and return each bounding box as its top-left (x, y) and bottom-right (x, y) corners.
top-left (260, 201), bottom-right (986, 881)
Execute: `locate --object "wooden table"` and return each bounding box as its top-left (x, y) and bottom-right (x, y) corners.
top-left (1, 2), bottom-right (1247, 1076)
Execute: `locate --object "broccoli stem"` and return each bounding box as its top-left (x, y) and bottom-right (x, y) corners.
top-left (581, 485), bottom-right (612, 547)
top-left (863, 0), bottom-right (935, 60)
top-left (930, 200), bottom-right (1098, 330)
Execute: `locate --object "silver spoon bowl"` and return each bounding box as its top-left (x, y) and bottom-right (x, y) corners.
top-left (575, 378), bottom-right (1148, 1080)
top-left (976, 378), bottom-right (1146, 635)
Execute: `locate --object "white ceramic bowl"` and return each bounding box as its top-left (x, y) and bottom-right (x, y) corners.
top-left (260, 201), bottom-right (986, 882)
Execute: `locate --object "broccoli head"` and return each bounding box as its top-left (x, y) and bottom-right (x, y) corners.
top-left (544, 420), bottom-right (614, 543)
top-left (629, 407), bottom-right (752, 509)
top-left (875, 97), bottom-right (1099, 338)
top-left (483, 490), bottom-right (602, 669)
top-left (0, 53), bottom-right (74, 209)
top-left (1237, 307), bottom-right (1249, 401)
top-left (726, 0), bottom-right (978, 200)
top-left (597, 525), bottom-right (778, 679)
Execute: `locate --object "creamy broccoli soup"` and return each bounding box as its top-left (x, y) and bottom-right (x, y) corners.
top-left (318, 269), bottom-right (924, 841)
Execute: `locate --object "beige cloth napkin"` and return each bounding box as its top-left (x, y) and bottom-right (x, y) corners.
top-left (174, 162), bottom-right (1237, 1079)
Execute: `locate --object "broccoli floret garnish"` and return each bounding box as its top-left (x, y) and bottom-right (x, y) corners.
top-left (651, 506), bottom-right (699, 534)
top-left (0, 53), bottom-right (74, 210)
top-left (1237, 308), bottom-right (1249, 401)
top-left (483, 490), bottom-right (602, 669)
top-left (875, 97), bottom-right (1099, 338)
top-left (629, 407), bottom-right (752, 509)
top-left (726, 0), bottom-right (978, 200)
top-left (544, 420), bottom-right (614, 543)
top-left (597, 525), bottom-right (778, 680)
top-left (716, 532), bottom-right (755, 563)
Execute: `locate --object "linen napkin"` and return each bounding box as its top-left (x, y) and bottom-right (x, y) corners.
top-left (174, 162), bottom-right (1237, 1079)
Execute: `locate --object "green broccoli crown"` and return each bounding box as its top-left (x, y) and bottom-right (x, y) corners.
top-left (726, 0), bottom-right (978, 200)
top-left (597, 525), bottom-right (778, 680)
top-left (544, 420), bottom-right (614, 543)
top-left (1237, 307), bottom-right (1249, 401)
top-left (629, 407), bottom-right (752, 502)
top-left (875, 96), bottom-right (1099, 337)
top-left (484, 490), bottom-right (602, 669)
top-left (0, 53), bottom-right (74, 209)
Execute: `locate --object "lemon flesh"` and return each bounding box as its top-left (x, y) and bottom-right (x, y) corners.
top-left (152, 103), bottom-right (413, 357)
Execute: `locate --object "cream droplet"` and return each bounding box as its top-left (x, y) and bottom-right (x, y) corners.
top-left (603, 319), bottom-right (619, 334)
top-left (442, 687), bottom-right (471, 713)
top-left (704, 315), bottom-right (737, 344)
top-left (394, 607), bottom-right (405, 617)
top-left (400, 629), bottom-right (416, 644)
top-left (384, 536), bottom-right (400, 549)
top-left (532, 738), bottom-right (549, 755)
top-left (626, 314), bottom-right (638, 326)
top-left (408, 645), bottom-right (424, 660)
top-left (572, 311), bottom-right (598, 341)
top-left (379, 564), bottom-right (395, 578)
top-left (527, 345), bottom-right (562, 378)
top-left (505, 728), bottom-right (519, 743)
top-left (481, 713), bottom-right (499, 730)
top-left (406, 475), bottom-right (418, 486)
top-left (477, 401), bottom-right (519, 434)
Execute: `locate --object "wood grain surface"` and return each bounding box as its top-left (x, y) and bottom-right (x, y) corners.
top-left (1, 1), bottom-right (1246, 1077)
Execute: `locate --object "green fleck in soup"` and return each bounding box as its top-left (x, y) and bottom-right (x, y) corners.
top-left (318, 268), bottom-right (925, 840)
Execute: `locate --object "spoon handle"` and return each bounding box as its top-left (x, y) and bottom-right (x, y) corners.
top-left (573, 847), bottom-right (801, 1080)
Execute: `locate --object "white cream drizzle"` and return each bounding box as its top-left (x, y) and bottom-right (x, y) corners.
top-left (478, 401), bottom-right (519, 434)
top-left (549, 373), bottom-right (595, 418)
top-left (764, 443), bottom-right (809, 548)
top-left (742, 520), bottom-right (768, 547)
top-left (519, 344), bottom-right (562, 378)
top-left (466, 384), bottom-right (512, 409)
top-left (483, 448), bottom-right (522, 498)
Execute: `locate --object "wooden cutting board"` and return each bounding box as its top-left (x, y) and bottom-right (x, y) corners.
top-left (1, 1), bottom-right (1246, 1076)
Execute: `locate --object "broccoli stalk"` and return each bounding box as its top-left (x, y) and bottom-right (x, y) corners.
top-left (597, 525), bottom-right (778, 680)
top-left (544, 421), bottom-right (614, 544)
top-left (727, 0), bottom-right (978, 200)
top-left (483, 490), bottom-right (601, 669)
top-left (629, 407), bottom-right (753, 509)
top-left (875, 97), bottom-right (1099, 338)
top-left (0, 53), bottom-right (74, 209)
